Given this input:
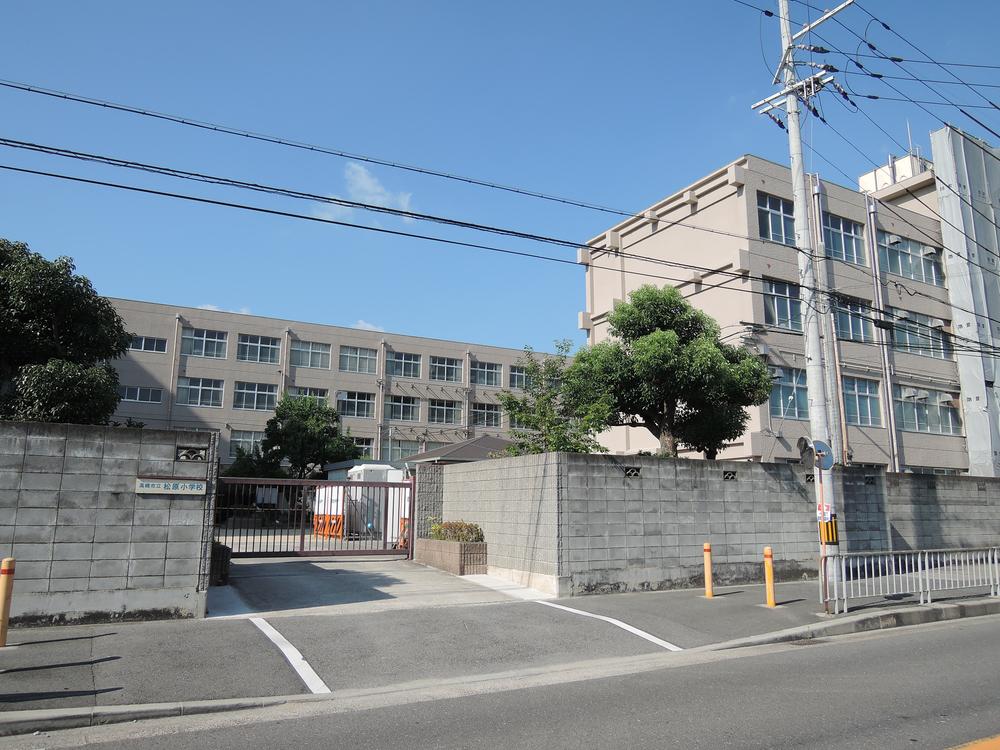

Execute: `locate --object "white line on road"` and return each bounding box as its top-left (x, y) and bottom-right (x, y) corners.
top-left (250, 617), bottom-right (331, 694)
top-left (536, 601), bottom-right (684, 651)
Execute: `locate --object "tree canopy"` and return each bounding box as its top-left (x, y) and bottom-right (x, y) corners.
top-left (257, 396), bottom-right (361, 478)
top-left (0, 239), bottom-right (131, 424)
top-left (496, 341), bottom-right (612, 456)
top-left (564, 285), bottom-right (772, 458)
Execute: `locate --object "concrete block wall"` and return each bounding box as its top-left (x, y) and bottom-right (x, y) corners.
top-left (0, 421), bottom-right (218, 623)
top-left (440, 453), bottom-right (561, 591)
top-left (438, 453), bottom-right (999, 597)
top-left (414, 463), bottom-right (443, 538)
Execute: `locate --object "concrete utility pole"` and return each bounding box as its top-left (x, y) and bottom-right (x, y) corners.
top-left (753, 0), bottom-right (855, 548)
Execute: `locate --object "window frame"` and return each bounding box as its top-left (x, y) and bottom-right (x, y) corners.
top-left (470, 361), bottom-right (502, 387)
top-left (834, 297), bottom-right (875, 343)
top-left (428, 398), bottom-right (462, 424)
top-left (763, 279), bottom-right (803, 332)
top-left (822, 212), bottom-right (866, 266)
top-left (176, 376), bottom-right (224, 408)
top-left (387, 351), bottom-right (421, 379)
top-left (877, 231), bottom-right (945, 287)
top-left (769, 368), bottom-right (808, 420)
top-left (181, 327), bottom-right (228, 359)
top-left (290, 340), bottom-right (332, 370)
top-left (338, 345), bottom-right (378, 374)
top-left (286, 386), bottom-right (328, 403)
top-left (472, 402), bottom-right (501, 427)
top-left (429, 356), bottom-right (463, 383)
top-left (843, 376), bottom-right (882, 427)
top-left (893, 385), bottom-right (963, 435)
top-left (887, 308), bottom-right (953, 360)
top-left (236, 333), bottom-right (281, 364)
top-left (233, 381), bottom-right (278, 411)
top-left (757, 192), bottom-right (796, 246)
top-left (229, 430), bottom-right (265, 458)
top-left (385, 395), bottom-right (420, 422)
top-left (118, 385), bottom-right (163, 404)
top-left (129, 335), bottom-right (167, 353)
top-left (337, 391), bottom-right (376, 419)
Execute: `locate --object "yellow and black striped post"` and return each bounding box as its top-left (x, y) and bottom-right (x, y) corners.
top-left (819, 515), bottom-right (840, 546)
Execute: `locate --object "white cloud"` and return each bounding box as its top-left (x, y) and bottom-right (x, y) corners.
top-left (314, 163), bottom-right (414, 223)
top-left (352, 319), bottom-right (385, 332)
top-left (198, 303), bottom-right (252, 315)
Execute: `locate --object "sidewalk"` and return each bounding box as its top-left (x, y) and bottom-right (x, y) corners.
top-left (2, 566), bottom-right (997, 736)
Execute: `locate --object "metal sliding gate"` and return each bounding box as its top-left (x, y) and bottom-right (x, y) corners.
top-left (215, 477), bottom-right (415, 557)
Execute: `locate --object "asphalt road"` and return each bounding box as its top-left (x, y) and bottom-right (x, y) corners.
top-left (13, 616), bottom-right (1000, 750)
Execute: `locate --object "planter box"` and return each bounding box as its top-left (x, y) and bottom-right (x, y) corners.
top-left (414, 538), bottom-right (487, 576)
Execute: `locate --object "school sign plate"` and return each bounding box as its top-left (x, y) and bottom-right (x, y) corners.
top-left (135, 478), bottom-right (207, 495)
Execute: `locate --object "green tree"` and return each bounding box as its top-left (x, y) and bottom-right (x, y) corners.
top-left (0, 239), bottom-right (131, 424)
top-left (260, 396), bottom-right (361, 478)
top-left (222, 446), bottom-right (286, 479)
top-left (564, 285), bottom-right (772, 458)
top-left (496, 341), bottom-right (612, 456)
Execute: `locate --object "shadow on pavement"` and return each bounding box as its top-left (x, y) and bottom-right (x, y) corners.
top-left (0, 688), bottom-right (122, 704)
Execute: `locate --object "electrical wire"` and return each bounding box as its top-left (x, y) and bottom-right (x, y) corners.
top-left (0, 79), bottom-right (637, 219)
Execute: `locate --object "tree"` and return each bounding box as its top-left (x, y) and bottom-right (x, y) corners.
top-left (221, 446), bottom-right (286, 479)
top-left (0, 239), bottom-right (131, 424)
top-left (259, 396), bottom-right (361, 478)
top-left (564, 285), bottom-right (772, 458)
top-left (496, 341), bottom-right (612, 456)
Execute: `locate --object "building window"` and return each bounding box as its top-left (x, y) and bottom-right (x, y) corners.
top-left (181, 328), bottom-right (228, 359)
top-left (430, 356), bottom-right (463, 382)
top-left (230, 430), bottom-right (265, 458)
top-left (769, 368), bottom-right (808, 420)
top-left (118, 385), bottom-right (163, 404)
top-left (428, 399), bottom-right (462, 424)
top-left (877, 231), bottom-right (945, 287)
top-left (509, 366), bottom-right (531, 389)
top-left (352, 437), bottom-right (374, 459)
top-left (843, 377), bottom-right (881, 427)
top-left (893, 386), bottom-right (962, 435)
top-left (381, 439), bottom-right (421, 462)
top-left (757, 192), bottom-right (796, 246)
top-left (287, 386), bottom-right (328, 403)
top-left (337, 391), bottom-right (375, 419)
top-left (763, 279), bottom-right (802, 331)
top-left (386, 395), bottom-right (420, 421)
top-left (834, 298), bottom-right (875, 342)
top-left (339, 345), bottom-right (377, 374)
top-left (176, 377), bottom-right (224, 407)
top-left (387, 351), bottom-right (421, 378)
top-left (472, 402), bottom-right (501, 427)
top-left (233, 381), bottom-right (278, 411)
top-left (470, 361), bottom-right (501, 387)
top-left (237, 334), bottom-right (280, 364)
top-left (887, 308), bottom-right (953, 360)
top-left (823, 213), bottom-right (866, 265)
top-left (130, 335), bottom-right (167, 353)
top-left (291, 340), bottom-right (331, 369)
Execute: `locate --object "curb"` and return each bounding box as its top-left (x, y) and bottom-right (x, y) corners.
top-left (0, 696), bottom-right (291, 737)
top-left (700, 597), bottom-right (1000, 652)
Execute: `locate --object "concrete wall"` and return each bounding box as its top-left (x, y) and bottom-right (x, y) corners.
top-left (437, 453), bottom-right (999, 596)
top-left (0, 421), bottom-right (218, 624)
top-left (439, 454), bottom-right (561, 592)
top-left (414, 463), bottom-right (444, 538)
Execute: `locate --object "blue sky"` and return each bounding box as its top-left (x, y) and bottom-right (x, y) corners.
top-left (1, 1), bottom-right (997, 351)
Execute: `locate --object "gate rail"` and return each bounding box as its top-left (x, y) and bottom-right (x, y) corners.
top-left (215, 476), bottom-right (415, 558)
top-left (821, 547), bottom-right (1000, 614)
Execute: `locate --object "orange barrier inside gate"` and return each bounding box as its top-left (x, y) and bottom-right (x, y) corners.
top-left (313, 514), bottom-right (344, 539)
top-left (398, 518), bottom-right (410, 549)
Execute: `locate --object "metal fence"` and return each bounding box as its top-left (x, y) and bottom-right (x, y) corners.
top-left (820, 547), bottom-right (1000, 614)
top-left (215, 477), bottom-right (415, 557)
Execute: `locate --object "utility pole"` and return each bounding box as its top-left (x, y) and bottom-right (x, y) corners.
top-left (753, 0), bottom-right (855, 569)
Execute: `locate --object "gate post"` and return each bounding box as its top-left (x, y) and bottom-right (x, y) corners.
top-left (298, 485), bottom-right (308, 554)
top-left (408, 475), bottom-right (417, 560)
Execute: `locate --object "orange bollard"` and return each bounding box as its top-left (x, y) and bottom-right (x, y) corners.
top-left (764, 546), bottom-right (776, 608)
top-left (0, 557), bottom-right (14, 647)
top-left (703, 543), bottom-right (714, 599)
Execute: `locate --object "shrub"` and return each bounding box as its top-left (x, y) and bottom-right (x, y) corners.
top-left (430, 520), bottom-right (485, 543)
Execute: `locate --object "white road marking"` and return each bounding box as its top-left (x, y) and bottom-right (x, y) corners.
top-left (250, 617), bottom-right (331, 694)
top-left (536, 601), bottom-right (684, 651)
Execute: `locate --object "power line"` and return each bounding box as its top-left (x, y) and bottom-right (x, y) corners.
top-left (9, 157), bottom-right (999, 360)
top-left (853, 1), bottom-right (1000, 111)
top-left (0, 78), bottom-right (638, 219)
top-left (841, 70), bottom-right (1000, 91)
top-left (844, 93), bottom-right (997, 110)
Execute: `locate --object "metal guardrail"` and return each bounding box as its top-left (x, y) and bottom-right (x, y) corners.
top-left (820, 547), bottom-right (1000, 614)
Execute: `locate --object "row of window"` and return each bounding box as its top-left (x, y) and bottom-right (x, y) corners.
top-left (757, 192), bottom-right (945, 286)
top-left (230, 433), bottom-right (450, 462)
top-left (134, 329), bottom-right (527, 386)
top-left (762, 280), bottom-right (953, 360)
top-left (770, 368), bottom-right (963, 435)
